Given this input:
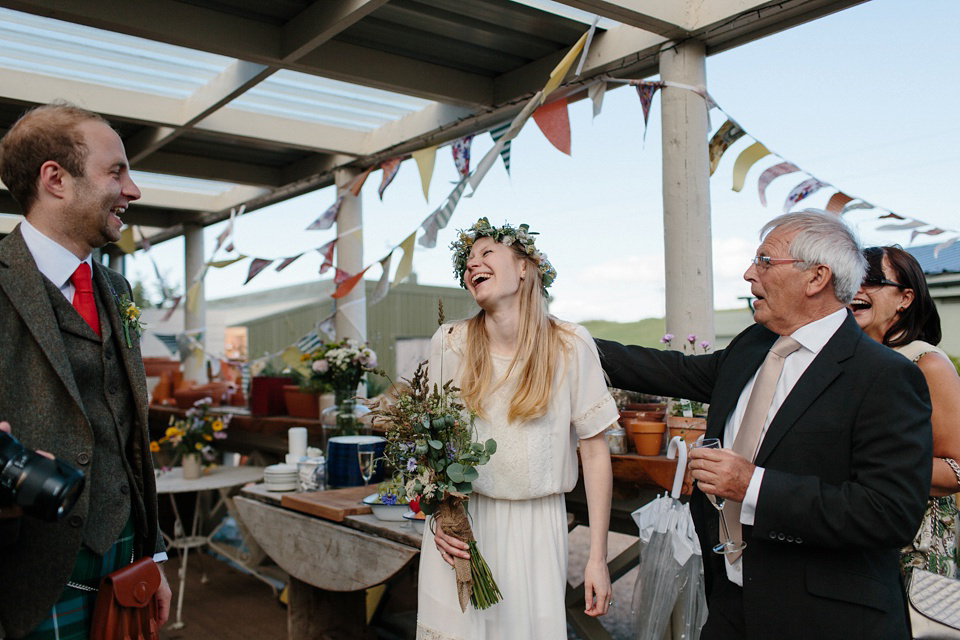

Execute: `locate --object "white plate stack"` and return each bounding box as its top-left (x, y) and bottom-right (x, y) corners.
top-left (263, 463), bottom-right (298, 492)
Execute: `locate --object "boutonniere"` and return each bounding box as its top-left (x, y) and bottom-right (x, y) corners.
top-left (114, 293), bottom-right (146, 348)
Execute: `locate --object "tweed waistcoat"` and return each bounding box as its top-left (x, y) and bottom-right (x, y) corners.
top-left (42, 278), bottom-right (143, 555)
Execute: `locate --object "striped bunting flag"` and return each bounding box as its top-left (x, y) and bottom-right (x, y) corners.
top-left (489, 123), bottom-right (511, 175)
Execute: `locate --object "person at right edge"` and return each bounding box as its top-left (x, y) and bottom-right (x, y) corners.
top-left (851, 245), bottom-right (960, 578)
top-left (597, 210), bottom-right (932, 639)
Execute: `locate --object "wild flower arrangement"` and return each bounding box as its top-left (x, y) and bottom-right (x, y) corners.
top-left (373, 476), bottom-right (410, 506)
top-left (451, 217), bottom-right (556, 295)
top-left (660, 333), bottom-right (711, 353)
top-left (114, 293), bottom-right (145, 348)
top-left (300, 338), bottom-right (378, 394)
top-left (370, 361), bottom-right (501, 611)
top-left (150, 397), bottom-right (230, 466)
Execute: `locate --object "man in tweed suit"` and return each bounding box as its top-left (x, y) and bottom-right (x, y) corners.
top-left (0, 103), bottom-right (171, 639)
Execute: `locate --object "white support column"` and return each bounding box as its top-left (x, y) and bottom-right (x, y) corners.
top-left (108, 252), bottom-right (124, 275)
top-left (333, 168), bottom-right (367, 347)
top-left (659, 39), bottom-right (715, 348)
top-left (183, 223), bottom-right (206, 384)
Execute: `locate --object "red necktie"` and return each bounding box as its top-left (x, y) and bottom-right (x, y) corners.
top-left (71, 263), bottom-right (101, 337)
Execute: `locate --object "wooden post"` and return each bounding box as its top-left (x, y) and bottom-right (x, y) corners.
top-left (659, 39), bottom-right (716, 347)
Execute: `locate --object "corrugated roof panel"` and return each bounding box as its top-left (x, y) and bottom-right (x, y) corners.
top-left (228, 70), bottom-right (434, 131)
top-left (906, 242), bottom-right (960, 275)
top-left (0, 8), bottom-right (234, 99)
top-left (130, 171), bottom-right (239, 196)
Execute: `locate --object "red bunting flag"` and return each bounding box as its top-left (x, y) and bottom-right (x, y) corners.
top-left (318, 240), bottom-right (337, 275)
top-left (334, 267), bottom-right (351, 285)
top-left (533, 97), bottom-right (571, 155)
top-left (825, 192), bottom-right (853, 214)
top-left (349, 166), bottom-right (374, 197)
top-left (308, 196), bottom-right (343, 231)
top-left (275, 253), bottom-right (303, 272)
top-left (331, 266), bottom-right (370, 299)
top-left (451, 135), bottom-right (473, 178)
top-left (244, 258), bottom-right (273, 285)
top-left (758, 162), bottom-right (800, 207)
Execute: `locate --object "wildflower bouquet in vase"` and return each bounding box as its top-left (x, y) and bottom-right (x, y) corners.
top-left (150, 397), bottom-right (230, 466)
top-left (371, 362), bottom-right (501, 611)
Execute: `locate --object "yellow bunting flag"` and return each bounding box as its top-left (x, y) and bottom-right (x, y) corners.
top-left (709, 120), bottom-right (746, 176)
top-left (412, 146), bottom-right (437, 202)
top-left (185, 282), bottom-right (202, 313)
top-left (533, 97), bottom-right (571, 155)
top-left (731, 142), bottom-right (770, 192)
top-left (391, 232), bottom-right (417, 288)
top-left (114, 226), bottom-right (137, 254)
top-left (542, 31), bottom-right (588, 103)
top-left (208, 256), bottom-right (247, 269)
top-left (331, 266), bottom-right (370, 299)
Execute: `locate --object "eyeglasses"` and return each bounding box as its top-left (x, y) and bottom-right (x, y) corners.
top-left (749, 256), bottom-right (802, 270)
top-left (862, 277), bottom-right (905, 289)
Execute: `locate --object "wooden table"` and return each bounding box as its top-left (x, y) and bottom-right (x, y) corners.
top-left (235, 484), bottom-right (421, 639)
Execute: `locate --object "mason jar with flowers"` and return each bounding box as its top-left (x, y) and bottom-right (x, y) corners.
top-left (150, 397), bottom-right (230, 478)
top-left (303, 338), bottom-right (378, 436)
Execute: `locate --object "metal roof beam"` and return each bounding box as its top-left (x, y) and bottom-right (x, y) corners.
top-left (282, 0), bottom-right (390, 61)
top-left (551, 0), bottom-right (693, 36)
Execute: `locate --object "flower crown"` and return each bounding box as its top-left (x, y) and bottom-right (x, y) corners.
top-left (451, 217), bottom-right (556, 296)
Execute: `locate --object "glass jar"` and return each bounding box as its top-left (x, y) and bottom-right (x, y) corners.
top-left (605, 427), bottom-right (628, 455)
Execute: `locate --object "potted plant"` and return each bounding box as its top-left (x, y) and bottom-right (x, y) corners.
top-left (150, 397), bottom-right (231, 478)
top-left (250, 362), bottom-right (294, 417)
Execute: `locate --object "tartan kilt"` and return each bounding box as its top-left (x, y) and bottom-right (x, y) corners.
top-left (20, 519), bottom-right (135, 640)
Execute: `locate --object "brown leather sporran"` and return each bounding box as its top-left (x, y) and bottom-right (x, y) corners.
top-left (89, 557), bottom-right (162, 640)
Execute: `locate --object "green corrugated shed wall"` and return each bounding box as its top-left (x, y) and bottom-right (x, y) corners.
top-left (242, 280), bottom-right (478, 383)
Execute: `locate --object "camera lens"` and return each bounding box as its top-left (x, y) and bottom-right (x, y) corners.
top-left (0, 431), bottom-right (85, 522)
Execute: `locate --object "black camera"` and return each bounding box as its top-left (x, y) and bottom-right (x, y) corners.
top-left (0, 430), bottom-right (85, 522)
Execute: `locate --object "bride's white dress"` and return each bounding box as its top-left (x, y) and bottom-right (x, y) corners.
top-left (416, 321), bottom-right (618, 640)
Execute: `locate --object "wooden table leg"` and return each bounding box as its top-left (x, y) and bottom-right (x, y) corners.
top-left (288, 577), bottom-right (376, 640)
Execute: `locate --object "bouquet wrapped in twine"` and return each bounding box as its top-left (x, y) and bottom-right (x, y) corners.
top-left (371, 362), bottom-right (501, 611)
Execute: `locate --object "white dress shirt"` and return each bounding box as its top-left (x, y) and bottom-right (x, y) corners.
top-left (722, 308), bottom-right (847, 585)
top-left (19, 221), bottom-right (168, 563)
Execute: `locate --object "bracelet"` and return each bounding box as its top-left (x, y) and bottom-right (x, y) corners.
top-left (943, 457), bottom-right (960, 488)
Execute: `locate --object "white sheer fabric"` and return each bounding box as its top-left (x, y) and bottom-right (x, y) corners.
top-left (415, 321), bottom-right (618, 639)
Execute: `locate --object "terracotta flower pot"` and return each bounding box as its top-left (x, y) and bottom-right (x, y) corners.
top-left (626, 403), bottom-right (668, 412)
top-left (666, 415), bottom-right (707, 430)
top-left (668, 425), bottom-right (707, 446)
top-left (283, 385), bottom-right (321, 419)
top-left (633, 432), bottom-right (664, 456)
top-left (625, 420), bottom-right (665, 454)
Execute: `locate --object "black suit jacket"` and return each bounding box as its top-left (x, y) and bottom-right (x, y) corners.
top-left (598, 314), bottom-right (932, 640)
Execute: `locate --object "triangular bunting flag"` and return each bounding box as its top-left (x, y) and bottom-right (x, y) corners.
top-left (137, 226), bottom-right (151, 252)
top-left (758, 162), bottom-right (800, 207)
top-left (318, 239), bottom-right (337, 275)
top-left (438, 176), bottom-right (469, 227)
top-left (708, 119), bottom-right (746, 176)
top-left (392, 232), bottom-right (417, 288)
top-left (419, 212), bottom-right (440, 249)
top-left (731, 142), bottom-right (770, 192)
top-left (575, 17), bottom-right (599, 76)
top-left (452, 135), bottom-right (473, 178)
top-left (114, 226), bottom-right (137, 254)
top-left (209, 255), bottom-right (247, 268)
top-left (841, 201), bottom-right (874, 214)
top-left (378, 157), bottom-right (403, 200)
top-left (308, 196), bottom-right (343, 231)
top-left (161, 296), bottom-right (182, 322)
top-left (370, 253), bottom-right (394, 305)
top-left (334, 267), bottom-right (351, 285)
top-left (153, 333), bottom-right (181, 357)
top-left (319, 314), bottom-right (336, 340)
top-left (589, 81), bottom-right (606, 119)
top-left (910, 228), bottom-right (945, 243)
top-left (275, 253), bottom-right (303, 272)
top-left (349, 165), bottom-right (374, 197)
top-left (214, 207), bottom-right (238, 252)
top-left (244, 258), bottom-right (273, 285)
top-left (879, 212), bottom-right (906, 220)
top-left (934, 236), bottom-right (958, 259)
top-left (412, 146), bottom-right (437, 202)
top-left (186, 282), bottom-right (202, 313)
top-left (489, 123), bottom-right (512, 175)
top-left (635, 81), bottom-right (663, 141)
top-left (876, 220), bottom-right (926, 231)
top-left (784, 178), bottom-right (826, 213)
top-left (542, 31), bottom-right (588, 102)
top-left (533, 97), bottom-right (571, 155)
top-left (825, 192), bottom-right (854, 214)
top-left (331, 267), bottom-right (370, 299)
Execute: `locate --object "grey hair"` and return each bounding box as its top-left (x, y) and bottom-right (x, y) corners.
top-left (760, 209), bottom-right (866, 304)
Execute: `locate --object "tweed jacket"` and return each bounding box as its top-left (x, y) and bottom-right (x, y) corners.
top-left (598, 315), bottom-right (933, 640)
top-left (0, 226), bottom-right (161, 639)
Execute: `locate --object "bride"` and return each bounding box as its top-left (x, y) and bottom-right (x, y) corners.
top-left (417, 218), bottom-right (617, 639)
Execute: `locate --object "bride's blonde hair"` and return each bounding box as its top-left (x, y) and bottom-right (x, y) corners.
top-left (459, 247), bottom-right (571, 424)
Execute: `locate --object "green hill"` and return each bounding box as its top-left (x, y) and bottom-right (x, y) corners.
top-left (581, 317), bottom-right (667, 348)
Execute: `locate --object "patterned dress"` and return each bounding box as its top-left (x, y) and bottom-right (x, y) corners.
top-left (894, 340), bottom-right (960, 579)
top-left (416, 321), bottom-right (618, 640)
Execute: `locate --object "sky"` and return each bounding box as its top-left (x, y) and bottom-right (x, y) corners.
top-left (126, 0), bottom-right (960, 325)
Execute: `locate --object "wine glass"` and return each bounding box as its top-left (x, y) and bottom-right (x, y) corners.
top-left (692, 437), bottom-right (746, 555)
top-left (357, 443), bottom-right (376, 486)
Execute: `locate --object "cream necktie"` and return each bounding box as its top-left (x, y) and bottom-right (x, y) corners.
top-left (724, 335), bottom-right (801, 563)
